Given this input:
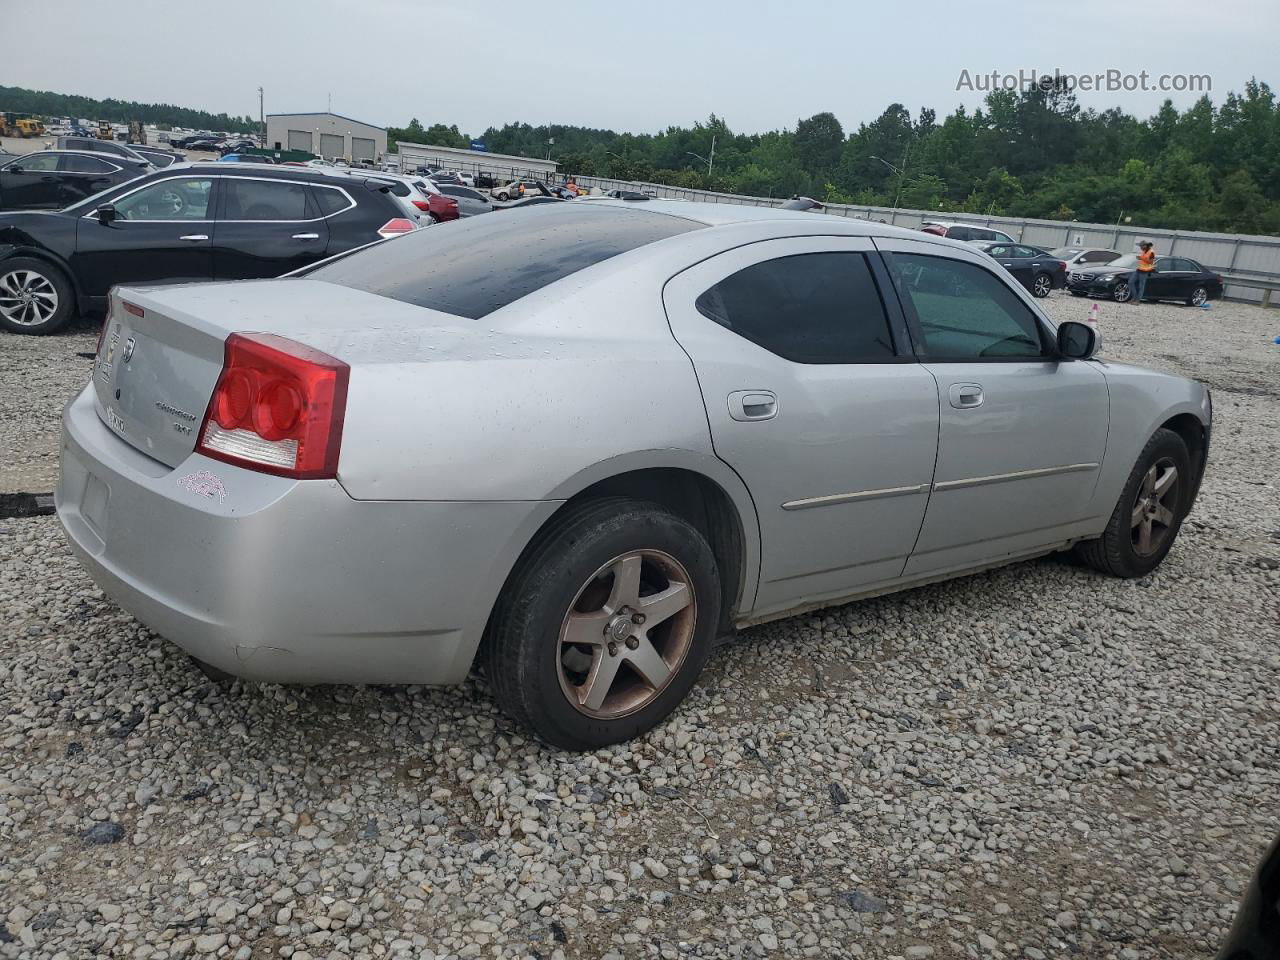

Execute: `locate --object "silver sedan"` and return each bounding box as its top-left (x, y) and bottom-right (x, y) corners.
top-left (57, 201), bottom-right (1211, 749)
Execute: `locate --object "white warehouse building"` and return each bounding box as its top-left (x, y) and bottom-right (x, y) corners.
top-left (266, 112), bottom-right (387, 162)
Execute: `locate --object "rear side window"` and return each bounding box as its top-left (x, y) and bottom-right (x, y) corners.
top-left (947, 226), bottom-right (972, 241)
top-left (313, 185), bottom-right (353, 216)
top-left (222, 178), bottom-right (310, 221)
top-left (885, 252), bottom-right (1046, 360)
top-left (695, 253), bottom-right (896, 363)
top-left (59, 154), bottom-right (114, 173)
top-left (304, 204), bottom-right (702, 319)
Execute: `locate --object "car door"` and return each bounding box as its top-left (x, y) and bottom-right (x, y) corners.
top-left (663, 236), bottom-right (940, 615)
top-left (875, 238), bottom-right (1109, 576)
top-left (988, 244), bottom-right (1030, 290)
top-left (56, 153), bottom-right (123, 206)
top-left (1168, 258), bottom-right (1202, 299)
top-left (73, 175), bottom-right (218, 297)
top-left (212, 175), bottom-right (330, 280)
top-left (1144, 256), bottom-right (1181, 299)
top-left (0, 152), bottom-right (63, 209)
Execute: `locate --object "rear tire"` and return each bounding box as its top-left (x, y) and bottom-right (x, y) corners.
top-left (1074, 428), bottom-right (1193, 578)
top-left (1032, 273), bottom-right (1053, 298)
top-left (0, 258), bottom-right (74, 335)
top-left (1188, 285), bottom-right (1208, 306)
top-left (485, 497), bottom-right (720, 750)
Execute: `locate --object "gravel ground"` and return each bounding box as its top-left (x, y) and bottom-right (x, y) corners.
top-left (1, 294), bottom-right (1278, 959)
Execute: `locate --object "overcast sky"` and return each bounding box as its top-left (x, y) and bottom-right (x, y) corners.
top-left (7, 0), bottom-right (1277, 136)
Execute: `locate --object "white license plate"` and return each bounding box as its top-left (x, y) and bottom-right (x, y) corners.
top-left (105, 406), bottom-right (127, 435)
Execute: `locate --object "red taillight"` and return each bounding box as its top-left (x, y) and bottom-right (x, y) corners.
top-left (195, 333), bottom-right (349, 480)
top-left (376, 217), bottom-right (416, 238)
top-left (123, 300), bottom-right (145, 318)
top-left (1058, 261), bottom-right (1067, 271)
top-left (411, 198), bottom-right (430, 211)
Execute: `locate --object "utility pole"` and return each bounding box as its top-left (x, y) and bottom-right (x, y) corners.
top-left (707, 134), bottom-right (716, 177)
top-left (258, 86), bottom-right (264, 145)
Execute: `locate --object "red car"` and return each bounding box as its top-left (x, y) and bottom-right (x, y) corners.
top-left (920, 221), bottom-right (1015, 243)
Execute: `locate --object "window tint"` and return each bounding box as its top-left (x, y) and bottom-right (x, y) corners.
top-left (439, 185), bottom-right (483, 201)
top-left (947, 226), bottom-right (972, 241)
top-left (885, 253), bottom-right (1046, 360)
top-left (694, 253), bottom-right (896, 364)
top-left (313, 186), bottom-right (353, 216)
top-left (222, 178), bottom-right (309, 220)
top-left (1014, 246), bottom-right (1042, 258)
top-left (1173, 258), bottom-right (1199, 272)
top-left (113, 178), bottom-right (213, 221)
top-left (987, 245), bottom-right (1013, 258)
top-left (59, 154), bottom-right (114, 173)
top-left (305, 204), bottom-right (702, 319)
top-left (13, 153), bottom-right (60, 172)
top-left (1085, 250), bottom-right (1115, 262)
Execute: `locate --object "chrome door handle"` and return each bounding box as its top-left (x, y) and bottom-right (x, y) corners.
top-left (292, 232), bottom-right (320, 240)
top-left (728, 390), bottom-right (778, 422)
top-left (178, 234), bottom-right (209, 241)
top-left (949, 383), bottom-right (984, 409)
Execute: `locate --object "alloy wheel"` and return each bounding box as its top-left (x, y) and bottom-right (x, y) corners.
top-left (1191, 286), bottom-right (1207, 306)
top-left (556, 550), bottom-right (697, 719)
top-left (0, 269), bottom-right (59, 327)
top-left (1131, 457), bottom-right (1179, 557)
top-left (1033, 274), bottom-right (1052, 297)
top-left (1113, 281), bottom-right (1131, 303)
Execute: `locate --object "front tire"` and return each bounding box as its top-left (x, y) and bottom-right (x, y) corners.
top-left (1113, 280), bottom-right (1131, 303)
top-left (1074, 428), bottom-right (1193, 578)
top-left (1032, 273), bottom-right (1053, 298)
top-left (485, 498), bottom-right (721, 750)
top-left (0, 258), bottom-right (74, 335)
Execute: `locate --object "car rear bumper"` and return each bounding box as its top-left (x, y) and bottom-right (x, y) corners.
top-left (56, 384), bottom-right (559, 685)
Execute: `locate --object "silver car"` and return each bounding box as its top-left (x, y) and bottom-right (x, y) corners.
top-left (57, 202), bottom-right (1211, 750)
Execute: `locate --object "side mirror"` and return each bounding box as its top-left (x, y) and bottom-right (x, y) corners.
top-left (96, 204), bottom-right (117, 224)
top-left (1057, 320), bottom-right (1098, 360)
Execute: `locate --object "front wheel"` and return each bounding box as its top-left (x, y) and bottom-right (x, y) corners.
top-left (1188, 285), bottom-right (1208, 306)
top-left (1112, 280), bottom-right (1132, 303)
top-left (1074, 428), bottom-right (1193, 578)
top-left (496, 191), bottom-right (509, 201)
top-left (1032, 273), bottom-right (1053, 298)
top-left (0, 258), bottom-right (74, 334)
top-left (485, 498), bottom-right (721, 750)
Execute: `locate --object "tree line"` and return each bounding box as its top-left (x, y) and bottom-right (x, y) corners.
top-left (391, 79), bottom-right (1280, 236)
top-left (8, 80), bottom-right (1278, 234)
top-left (0, 84), bottom-right (258, 135)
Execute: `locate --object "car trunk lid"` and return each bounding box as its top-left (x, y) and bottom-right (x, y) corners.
top-left (91, 279), bottom-right (474, 468)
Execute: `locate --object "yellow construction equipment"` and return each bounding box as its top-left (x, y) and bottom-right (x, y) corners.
top-left (14, 117), bottom-right (44, 138)
top-left (98, 121), bottom-right (114, 141)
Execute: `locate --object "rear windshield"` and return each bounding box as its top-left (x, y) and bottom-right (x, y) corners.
top-left (304, 203), bottom-right (702, 319)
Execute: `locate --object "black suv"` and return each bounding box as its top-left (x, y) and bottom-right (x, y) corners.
top-left (0, 164), bottom-right (413, 334)
top-left (0, 150), bottom-right (150, 211)
top-left (53, 136), bottom-right (153, 165)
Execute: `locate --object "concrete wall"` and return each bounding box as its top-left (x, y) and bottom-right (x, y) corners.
top-left (574, 175), bottom-right (1280, 306)
top-left (266, 113), bottom-right (387, 162)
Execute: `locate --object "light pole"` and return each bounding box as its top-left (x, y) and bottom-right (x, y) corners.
top-left (870, 134), bottom-right (914, 212)
top-left (257, 86), bottom-right (264, 146)
top-left (686, 134), bottom-right (716, 177)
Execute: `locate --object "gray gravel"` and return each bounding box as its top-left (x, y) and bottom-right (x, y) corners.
top-left (2, 293), bottom-right (1279, 959)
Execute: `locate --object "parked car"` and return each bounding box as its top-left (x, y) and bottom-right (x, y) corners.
top-left (434, 183), bottom-right (493, 217)
top-left (428, 171), bottom-right (464, 186)
top-left (1050, 246), bottom-right (1121, 272)
top-left (55, 202), bottom-right (1210, 750)
top-left (360, 172), bottom-right (459, 224)
top-left (0, 164), bottom-right (415, 334)
top-left (1066, 254), bottom-right (1224, 305)
top-left (920, 221), bottom-right (1015, 243)
top-left (1218, 832), bottom-right (1280, 959)
top-left (0, 150), bottom-right (148, 212)
top-left (492, 179), bottom-right (545, 201)
top-left (219, 139), bottom-right (259, 155)
top-left (218, 153), bottom-right (275, 164)
top-left (53, 136), bottom-right (153, 166)
top-left (182, 138), bottom-right (224, 153)
top-left (975, 242), bottom-right (1067, 298)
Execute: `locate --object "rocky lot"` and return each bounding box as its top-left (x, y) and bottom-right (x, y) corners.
top-left (1, 295), bottom-right (1278, 959)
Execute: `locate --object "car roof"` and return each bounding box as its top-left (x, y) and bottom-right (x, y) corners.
top-left (579, 197), bottom-right (925, 236)
top-left (165, 161), bottom-right (383, 186)
top-left (8, 149), bottom-right (140, 161)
